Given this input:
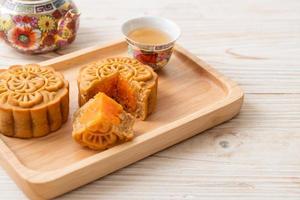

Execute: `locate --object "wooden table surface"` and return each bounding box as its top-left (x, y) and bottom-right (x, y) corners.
top-left (0, 0), bottom-right (300, 199)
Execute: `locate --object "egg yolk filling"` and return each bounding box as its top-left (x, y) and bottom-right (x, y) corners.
top-left (86, 74), bottom-right (138, 116)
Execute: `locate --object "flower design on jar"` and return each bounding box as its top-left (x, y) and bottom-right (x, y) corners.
top-left (41, 34), bottom-right (56, 47)
top-left (0, 31), bottom-right (5, 40)
top-left (7, 26), bottom-right (41, 51)
top-left (0, 15), bottom-right (13, 31)
top-left (56, 9), bottom-right (79, 46)
top-left (0, 65), bottom-right (64, 108)
top-left (38, 15), bottom-right (56, 32)
top-left (13, 15), bottom-right (38, 28)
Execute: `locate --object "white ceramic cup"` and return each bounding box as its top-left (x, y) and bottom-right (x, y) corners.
top-left (122, 16), bottom-right (181, 70)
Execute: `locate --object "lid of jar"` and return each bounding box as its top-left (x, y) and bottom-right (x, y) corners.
top-left (11, 0), bottom-right (52, 4)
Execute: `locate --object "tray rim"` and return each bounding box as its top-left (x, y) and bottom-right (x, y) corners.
top-left (0, 40), bottom-right (244, 198)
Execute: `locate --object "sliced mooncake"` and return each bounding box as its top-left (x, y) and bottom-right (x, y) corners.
top-left (77, 57), bottom-right (158, 120)
top-left (72, 92), bottom-right (134, 150)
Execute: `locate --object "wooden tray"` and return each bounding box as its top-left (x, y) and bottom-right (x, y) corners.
top-left (0, 40), bottom-right (243, 200)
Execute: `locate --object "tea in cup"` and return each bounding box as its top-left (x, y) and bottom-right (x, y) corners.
top-left (122, 16), bottom-right (181, 70)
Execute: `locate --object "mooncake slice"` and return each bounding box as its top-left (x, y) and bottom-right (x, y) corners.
top-left (0, 64), bottom-right (69, 138)
top-left (72, 92), bottom-right (134, 150)
top-left (78, 57), bottom-right (158, 120)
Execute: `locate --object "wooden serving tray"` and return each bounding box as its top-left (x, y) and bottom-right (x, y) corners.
top-left (0, 40), bottom-right (243, 200)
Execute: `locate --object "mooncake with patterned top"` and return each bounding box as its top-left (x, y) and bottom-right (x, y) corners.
top-left (77, 57), bottom-right (158, 120)
top-left (0, 64), bottom-right (69, 138)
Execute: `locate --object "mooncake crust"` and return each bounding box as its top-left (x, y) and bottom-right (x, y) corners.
top-left (0, 64), bottom-right (69, 138)
top-left (77, 57), bottom-right (158, 120)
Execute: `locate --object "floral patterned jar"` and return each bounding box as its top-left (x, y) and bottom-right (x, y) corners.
top-left (0, 0), bottom-right (80, 54)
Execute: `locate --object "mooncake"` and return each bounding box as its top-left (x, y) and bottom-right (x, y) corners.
top-left (0, 64), bottom-right (69, 138)
top-left (72, 92), bottom-right (134, 150)
top-left (78, 57), bottom-right (158, 120)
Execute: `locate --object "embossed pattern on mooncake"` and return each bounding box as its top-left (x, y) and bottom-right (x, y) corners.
top-left (0, 64), bottom-right (69, 138)
top-left (78, 57), bottom-right (158, 120)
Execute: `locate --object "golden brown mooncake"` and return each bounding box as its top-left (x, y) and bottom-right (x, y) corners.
top-left (78, 57), bottom-right (158, 120)
top-left (0, 64), bottom-right (69, 138)
top-left (72, 92), bottom-right (134, 150)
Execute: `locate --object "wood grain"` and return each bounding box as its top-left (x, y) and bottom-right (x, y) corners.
top-left (0, 0), bottom-right (299, 199)
top-left (0, 41), bottom-right (243, 199)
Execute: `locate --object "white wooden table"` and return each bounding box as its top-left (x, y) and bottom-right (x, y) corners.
top-left (1, 0), bottom-right (300, 199)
